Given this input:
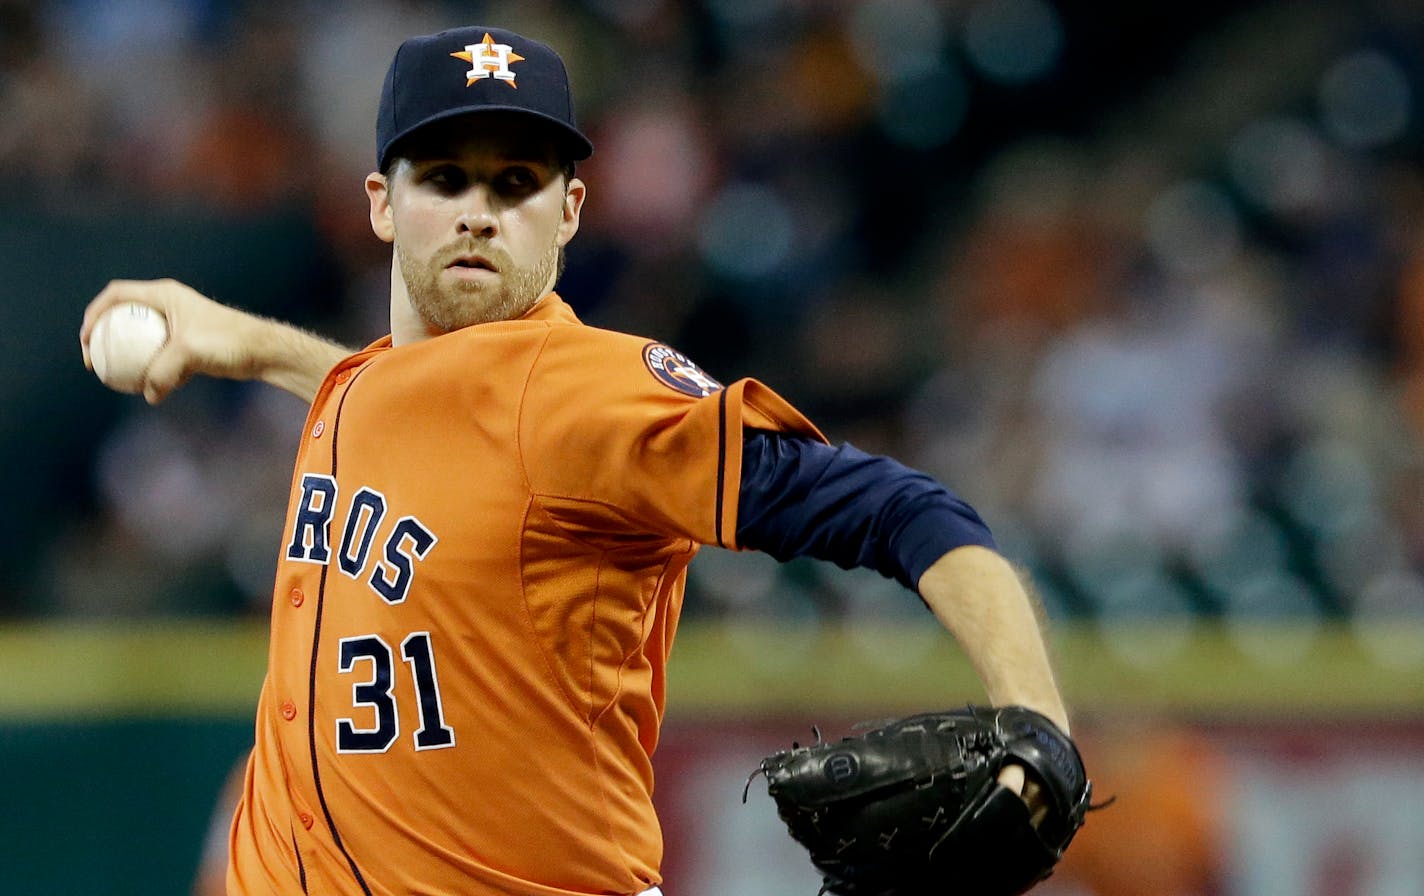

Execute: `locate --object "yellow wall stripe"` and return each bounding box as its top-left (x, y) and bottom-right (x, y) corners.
top-left (1, 620), bottom-right (1421, 720)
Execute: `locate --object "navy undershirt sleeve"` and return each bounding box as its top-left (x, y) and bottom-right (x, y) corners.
top-left (735, 430), bottom-right (998, 592)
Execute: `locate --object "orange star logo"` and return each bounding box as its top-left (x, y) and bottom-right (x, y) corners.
top-left (450, 33), bottom-right (526, 89)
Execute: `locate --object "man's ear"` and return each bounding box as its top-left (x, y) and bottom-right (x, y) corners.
top-left (556, 177), bottom-right (586, 248)
top-left (366, 172), bottom-right (395, 243)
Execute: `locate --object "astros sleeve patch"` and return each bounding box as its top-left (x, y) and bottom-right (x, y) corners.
top-left (642, 343), bottom-right (723, 398)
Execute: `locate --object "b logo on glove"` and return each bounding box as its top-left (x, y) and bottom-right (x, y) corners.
top-left (823, 753), bottom-right (860, 785)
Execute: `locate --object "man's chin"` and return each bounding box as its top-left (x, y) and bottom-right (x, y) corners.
top-left (413, 292), bottom-right (538, 332)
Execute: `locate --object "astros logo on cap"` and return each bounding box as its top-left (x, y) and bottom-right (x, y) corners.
top-left (450, 33), bottom-right (525, 88)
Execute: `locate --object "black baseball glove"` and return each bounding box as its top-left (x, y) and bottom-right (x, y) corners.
top-left (748, 706), bottom-right (1092, 895)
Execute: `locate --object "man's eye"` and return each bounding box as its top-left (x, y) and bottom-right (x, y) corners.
top-left (498, 168), bottom-right (538, 192)
top-left (423, 167), bottom-right (465, 190)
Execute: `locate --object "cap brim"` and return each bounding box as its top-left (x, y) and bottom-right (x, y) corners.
top-left (379, 105), bottom-right (593, 170)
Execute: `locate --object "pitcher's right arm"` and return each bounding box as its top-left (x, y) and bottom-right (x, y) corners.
top-left (81, 278), bottom-right (353, 405)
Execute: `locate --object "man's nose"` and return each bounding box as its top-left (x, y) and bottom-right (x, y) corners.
top-left (456, 190), bottom-right (498, 237)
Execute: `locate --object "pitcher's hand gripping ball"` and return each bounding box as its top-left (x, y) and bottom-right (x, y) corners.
top-left (750, 706), bottom-right (1092, 895)
top-left (90, 302), bottom-right (169, 394)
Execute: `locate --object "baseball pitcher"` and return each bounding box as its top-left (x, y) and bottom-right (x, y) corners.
top-left (81, 25), bottom-right (1087, 896)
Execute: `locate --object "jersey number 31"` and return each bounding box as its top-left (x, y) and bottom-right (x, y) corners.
top-left (336, 631), bottom-right (456, 753)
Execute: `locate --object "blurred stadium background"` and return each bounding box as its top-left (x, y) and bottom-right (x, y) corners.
top-left (3, 0), bottom-right (1424, 893)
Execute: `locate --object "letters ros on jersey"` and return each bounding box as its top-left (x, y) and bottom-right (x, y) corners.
top-left (285, 475), bottom-right (438, 605)
top-left (643, 343), bottom-right (723, 398)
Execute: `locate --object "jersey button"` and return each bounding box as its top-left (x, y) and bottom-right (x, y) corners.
top-left (311, 420), bottom-right (325, 439)
top-left (288, 588), bottom-right (304, 607)
top-left (280, 700), bottom-right (298, 721)
top-left (299, 812), bottom-right (315, 830)
top-left (335, 370), bottom-right (351, 385)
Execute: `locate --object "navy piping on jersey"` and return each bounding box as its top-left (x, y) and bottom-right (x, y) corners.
top-left (735, 431), bottom-right (996, 592)
top-left (292, 828), bottom-right (308, 894)
top-left (309, 367), bottom-right (376, 896)
top-left (715, 389), bottom-right (728, 548)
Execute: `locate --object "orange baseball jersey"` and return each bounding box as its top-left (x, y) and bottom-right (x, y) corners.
top-left (227, 293), bottom-right (823, 895)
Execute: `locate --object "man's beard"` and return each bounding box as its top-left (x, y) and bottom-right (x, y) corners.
top-left (397, 239), bottom-right (560, 332)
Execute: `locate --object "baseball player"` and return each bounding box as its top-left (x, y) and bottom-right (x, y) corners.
top-left (80, 26), bottom-right (1071, 896)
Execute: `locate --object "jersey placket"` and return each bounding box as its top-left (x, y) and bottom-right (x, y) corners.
top-left (275, 354), bottom-right (376, 896)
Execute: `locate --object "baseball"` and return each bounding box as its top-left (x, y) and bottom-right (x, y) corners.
top-left (90, 302), bottom-right (169, 394)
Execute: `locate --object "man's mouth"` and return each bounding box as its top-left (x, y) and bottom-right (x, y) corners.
top-left (447, 255), bottom-right (497, 272)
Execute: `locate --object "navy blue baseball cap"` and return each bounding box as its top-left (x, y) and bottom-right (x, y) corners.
top-left (376, 26), bottom-right (594, 171)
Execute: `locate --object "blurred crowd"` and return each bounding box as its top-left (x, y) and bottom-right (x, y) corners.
top-left (4, 0), bottom-right (1424, 666)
